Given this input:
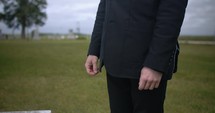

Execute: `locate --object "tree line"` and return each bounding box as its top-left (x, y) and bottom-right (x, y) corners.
top-left (0, 0), bottom-right (47, 39)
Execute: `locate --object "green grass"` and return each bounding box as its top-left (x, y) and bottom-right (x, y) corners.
top-left (166, 44), bottom-right (215, 113)
top-left (0, 40), bottom-right (215, 113)
top-left (179, 36), bottom-right (215, 41)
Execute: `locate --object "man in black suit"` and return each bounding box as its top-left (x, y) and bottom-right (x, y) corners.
top-left (85, 0), bottom-right (188, 113)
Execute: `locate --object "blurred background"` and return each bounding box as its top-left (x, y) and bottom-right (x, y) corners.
top-left (0, 0), bottom-right (215, 113)
top-left (0, 0), bottom-right (215, 38)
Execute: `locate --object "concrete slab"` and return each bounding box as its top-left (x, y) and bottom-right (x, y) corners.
top-left (0, 110), bottom-right (51, 113)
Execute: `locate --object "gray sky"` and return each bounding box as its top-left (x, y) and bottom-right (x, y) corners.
top-left (0, 0), bottom-right (215, 35)
top-left (181, 0), bottom-right (215, 35)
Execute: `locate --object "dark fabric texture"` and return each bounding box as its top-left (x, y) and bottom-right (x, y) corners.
top-left (106, 73), bottom-right (167, 113)
top-left (88, 0), bottom-right (188, 79)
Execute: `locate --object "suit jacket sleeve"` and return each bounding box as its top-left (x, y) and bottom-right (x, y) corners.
top-left (144, 0), bottom-right (188, 73)
top-left (87, 0), bottom-right (106, 58)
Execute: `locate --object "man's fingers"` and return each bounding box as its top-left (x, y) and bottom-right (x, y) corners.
top-left (144, 80), bottom-right (152, 90)
top-left (155, 81), bottom-right (160, 88)
top-left (149, 82), bottom-right (156, 90)
top-left (92, 61), bottom-right (98, 74)
top-left (85, 64), bottom-right (94, 75)
top-left (85, 62), bottom-right (92, 71)
top-left (139, 80), bottom-right (158, 90)
top-left (138, 67), bottom-right (162, 90)
top-left (138, 79), bottom-right (146, 90)
top-left (85, 62), bottom-right (97, 76)
top-left (139, 77), bottom-right (161, 90)
top-left (84, 55), bottom-right (99, 76)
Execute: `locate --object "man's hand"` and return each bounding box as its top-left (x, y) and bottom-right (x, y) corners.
top-left (85, 55), bottom-right (99, 76)
top-left (138, 67), bottom-right (162, 90)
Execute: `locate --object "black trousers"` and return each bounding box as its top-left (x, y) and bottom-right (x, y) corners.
top-left (107, 73), bottom-right (167, 113)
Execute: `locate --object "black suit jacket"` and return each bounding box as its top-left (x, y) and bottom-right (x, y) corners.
top-left (88, 0), bottom-right (188, 80)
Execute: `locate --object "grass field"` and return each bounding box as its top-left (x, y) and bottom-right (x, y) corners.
top-left (0, 40), bottom-right (215, 113)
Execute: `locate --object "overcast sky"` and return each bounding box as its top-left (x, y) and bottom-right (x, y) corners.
top-left (0, 0), bottom-right (215, 35)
